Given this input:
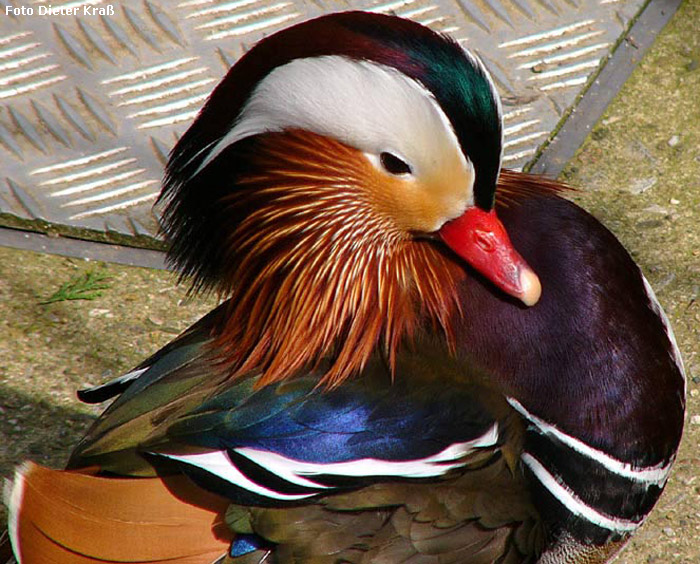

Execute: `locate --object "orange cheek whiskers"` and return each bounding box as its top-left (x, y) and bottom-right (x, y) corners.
top-left (176, 130), bottom-right (466, 389)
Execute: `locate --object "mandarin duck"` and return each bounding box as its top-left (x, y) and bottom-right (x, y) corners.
top-left (2, 11), bottom-right (685, 564)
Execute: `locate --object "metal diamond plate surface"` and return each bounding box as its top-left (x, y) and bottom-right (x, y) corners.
top-left (0, 0), bottom-right (647, 241)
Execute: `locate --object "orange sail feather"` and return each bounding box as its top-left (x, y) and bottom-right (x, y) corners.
top-left (6, 462), bottom-right (232, 564)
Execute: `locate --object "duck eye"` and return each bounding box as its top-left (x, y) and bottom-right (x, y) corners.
top-left (380, 152), bottom-right (412, 176)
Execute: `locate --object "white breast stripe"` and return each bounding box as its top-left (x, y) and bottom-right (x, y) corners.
top-left (507, 398), bottom-right (673, 485)
top-left (235, 423), bottom-right (499, 480)
top-left (641, 273), bottom-right (686, 391)
top-left (155, 451), bottom-right (318, 501)
top-left (521, 453), bottom-right (642, 533)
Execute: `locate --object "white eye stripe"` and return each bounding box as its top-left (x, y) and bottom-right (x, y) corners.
top-left (191, 55), bottom-right (467, 187)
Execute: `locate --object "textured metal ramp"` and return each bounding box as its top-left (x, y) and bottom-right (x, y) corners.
top-left (0, 0), bottom-right (647, 243)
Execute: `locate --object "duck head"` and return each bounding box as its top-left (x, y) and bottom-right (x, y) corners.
top-left (159, 11), bottom-right (540, 386)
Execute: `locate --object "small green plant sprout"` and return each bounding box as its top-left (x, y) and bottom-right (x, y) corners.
top-left (41, 270), bottom-right (112, 305)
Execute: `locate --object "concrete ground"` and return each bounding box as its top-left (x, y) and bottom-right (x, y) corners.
top-left (1, 1), bottom-right (698, 561)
